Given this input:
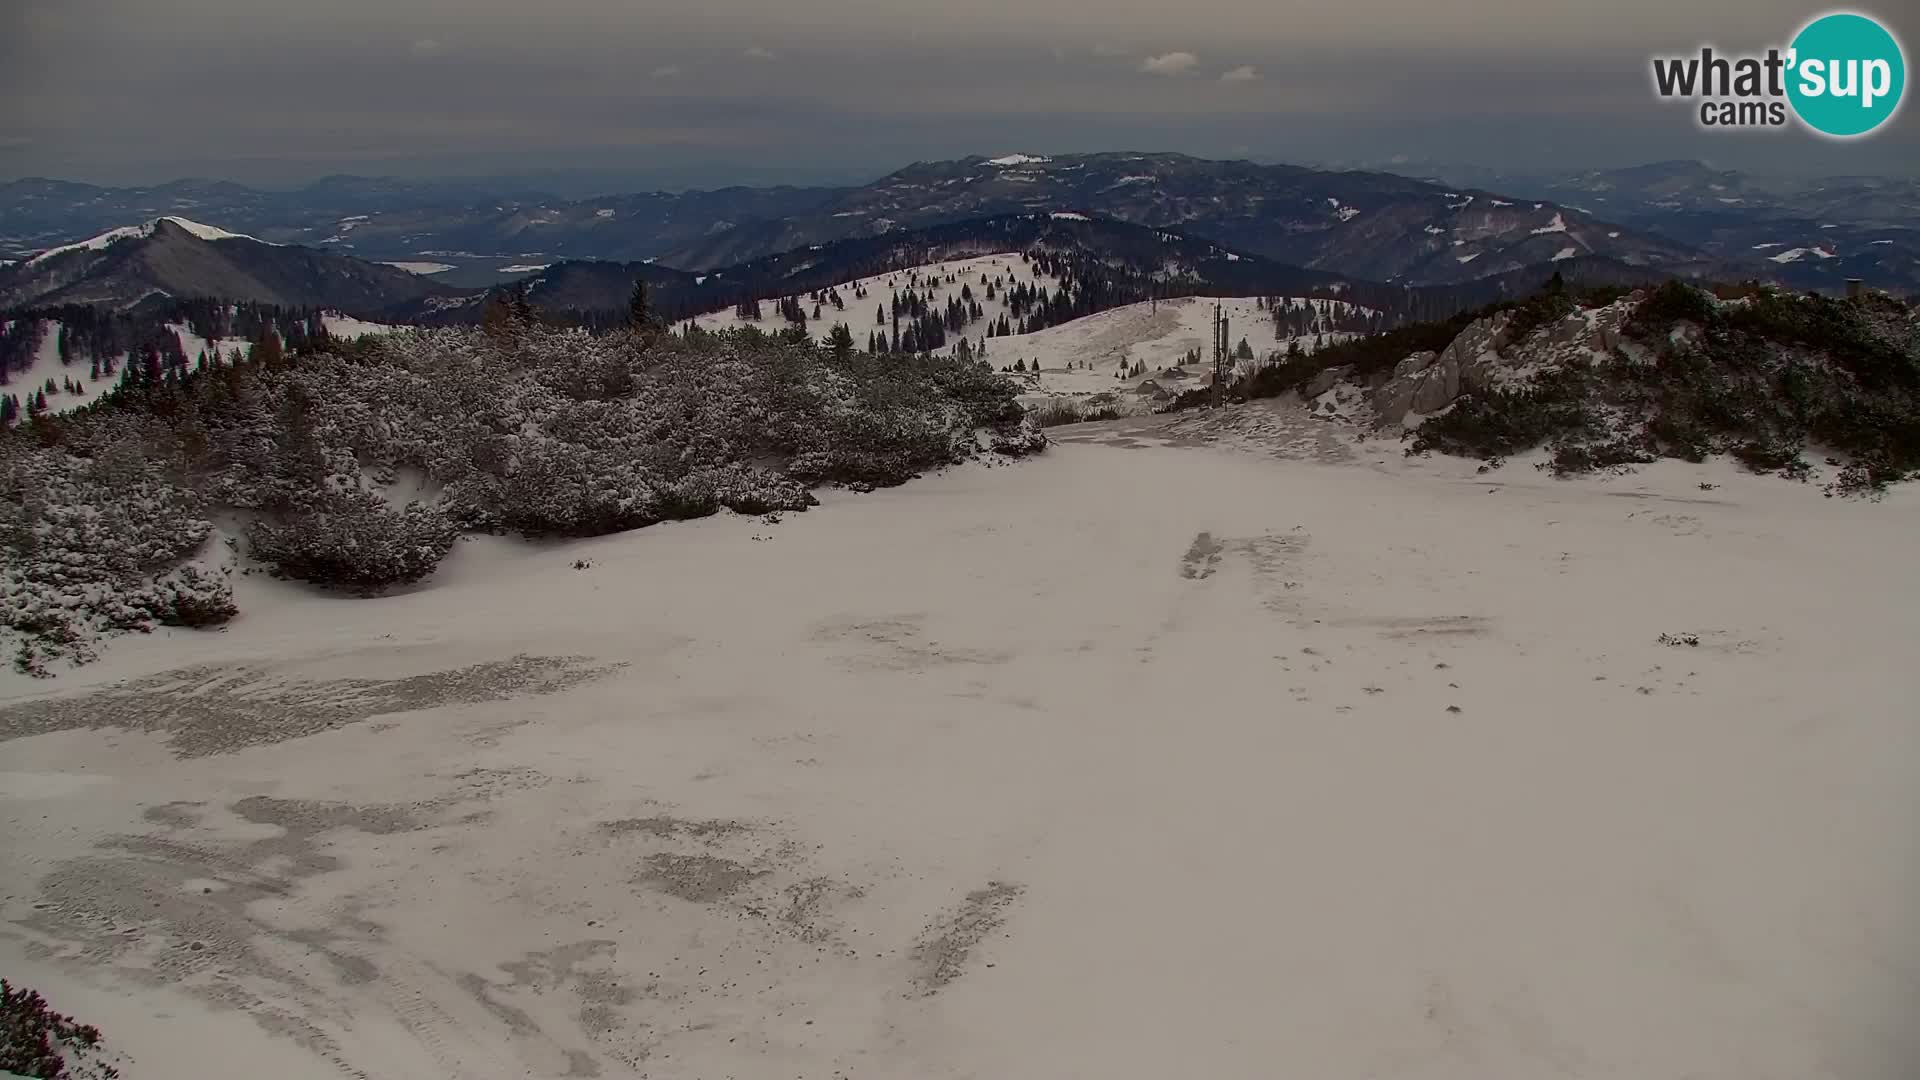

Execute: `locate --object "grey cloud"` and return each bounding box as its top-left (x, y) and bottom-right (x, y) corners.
top-left (1141, 52), bottom-right (1199, 76)
top-left (0, 0), bottom-right (1911, 185)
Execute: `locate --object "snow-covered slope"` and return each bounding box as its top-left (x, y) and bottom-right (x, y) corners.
top-left (0, 322), bottom-right (115, 414)
top-left (1000, 295), bottom-right (1366, 379)
top-left (1002, 296), bottom-right (1366, 413)
top-left (319, 313), bottom-right (401, 340)
top-left (684, 252), bottom-right (1371, 418)
top-left (687, 251), bottom-right (1065, 341)
top-left (2, 313), bottom-right (400, 420)
top-left (26, 216), bottom-right (274, 264)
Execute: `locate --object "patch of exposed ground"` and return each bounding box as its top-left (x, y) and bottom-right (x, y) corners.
top-left (0, 654), bottom-right (622, 757)
top-left (1053, 398), bottom-right (1357, 463)
top-left (492, 940), bottom-right (636, 1039)
top-left (1173, 531), bottom-right (1311, 614)
top-left (638, 853), bottom-right (766, 904)
top-left (12, 794), bottom-right (445, 1068)
top-left (909, 881), bottom-right (1024, 996)
top-left (10, 767), bottom-right (595, 1074)
top-left (1180, 533), bottom-right (1224, 580)
top-left (777, 876), bottom-right (865, 944)
top-left (1330, 614), bottom-right (1493, 639)
top-left (809, 614), bottom-right (1011, 672)
top-left (599, 812), bottom-right (864, 950)
top-left (598, 817), bottom-right (748, 842)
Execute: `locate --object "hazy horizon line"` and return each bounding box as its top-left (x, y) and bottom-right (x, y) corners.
top-left (5, 150), bottom-right (1918, 197)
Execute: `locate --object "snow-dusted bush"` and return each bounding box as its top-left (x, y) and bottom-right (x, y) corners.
top-left (131, 564), bottom-right (239, 627)
top-left (1, 424), bottom-right (231, 668)
top-left (346, 324), bottom-right (1036, 517)
top-left (245, 490), bottom-right (457, 593)
top-left (1, 320), bottom-right (1043, 664)
top-left (985, 413), bottom-right (1049, 455)
top-left (655, 463), bottom-right (817, 520)
top-left (1, 978), bottom-right (114, 1079)
top-left (1410, 285), bottom-right (1920, 483)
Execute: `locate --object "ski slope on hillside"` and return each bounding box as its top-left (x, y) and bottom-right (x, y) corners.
top-left (682, 252), bottom-right (1372, 417)
top-left (683, 252), bottom-right (1364, 387)
top-left (993, 295), bottom-right (1367, 412)
top-left (996, 295), bottom-right (1366, 380)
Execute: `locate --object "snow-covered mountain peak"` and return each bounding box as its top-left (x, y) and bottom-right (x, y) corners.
top-left (26, 216), bottom-right (273, 264)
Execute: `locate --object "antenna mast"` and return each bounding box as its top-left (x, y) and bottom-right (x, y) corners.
top-left (1211, 302), bottom-right (1229, 409)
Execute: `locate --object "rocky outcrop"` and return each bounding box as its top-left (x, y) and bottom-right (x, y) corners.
top-left (1449, 311), bottom-right (1522, 396)
top-left (1302, 364), bottom-right (1353, 399)
top-left (1357, 297), bottom-right (1646, 427)
top-left (1368, 311), bottom-right (1514, 425)
top-left (1522, 304), bottom-right (1629, 360)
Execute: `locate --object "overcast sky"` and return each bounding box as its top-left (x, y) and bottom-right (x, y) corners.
top-left (3, 0), bottom-right (1914, 187)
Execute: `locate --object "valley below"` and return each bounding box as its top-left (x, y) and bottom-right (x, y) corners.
top-left (3, 404), bottom-right (1915, 1079)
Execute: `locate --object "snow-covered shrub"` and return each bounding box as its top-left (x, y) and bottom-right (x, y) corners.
top-left (245, 490), bottom-right (457, 593)
top-left (985, 413), bottom-right (1049, 455)
top-left (687, 463), bottom-right (818, 515)
top-left (1, 422), bottom-right (228, 666)
top-left (488, 437), bottom-right (660, 536)
top-left (132, 564), bottom-right (238, 627)
top-left (0, 977), bottom-right (114, 1077)
top-left (1407, 286), bottom-right (1920, 480)
top-left (2, 319), bottom-right (1041, 663)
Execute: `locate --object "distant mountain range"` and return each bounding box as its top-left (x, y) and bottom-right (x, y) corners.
top-left (401, 213), bottom-right (1362, 325)
top-left (0, 174), bottom-right (845, 278)
top-left (1394, 159), bottom-right (1920, 294)
top-left (1, 154), bottom-right (1913, 319)
top-left (640, 153), bottom-right (1717, 285)
top-left (4, 208), bottom-right (1672, 331)
top-left (0, 154), bottom-right (1729, 287)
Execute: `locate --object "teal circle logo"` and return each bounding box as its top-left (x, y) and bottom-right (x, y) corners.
top-left (1786, 12), bottom-right (1906, 137)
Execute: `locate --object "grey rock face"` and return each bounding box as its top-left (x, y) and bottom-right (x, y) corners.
top-left (1302, 364), bottom-right (1354, 399)
top-left (1365, 311), bottom-right (1513, 425)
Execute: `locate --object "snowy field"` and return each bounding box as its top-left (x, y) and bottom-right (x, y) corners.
top-left (2, 325), bottom-right (119, 414)
top-left (2, 401), bottom-right (1914, 1080)
top-left (317, 313), bottom-right (400, 341)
